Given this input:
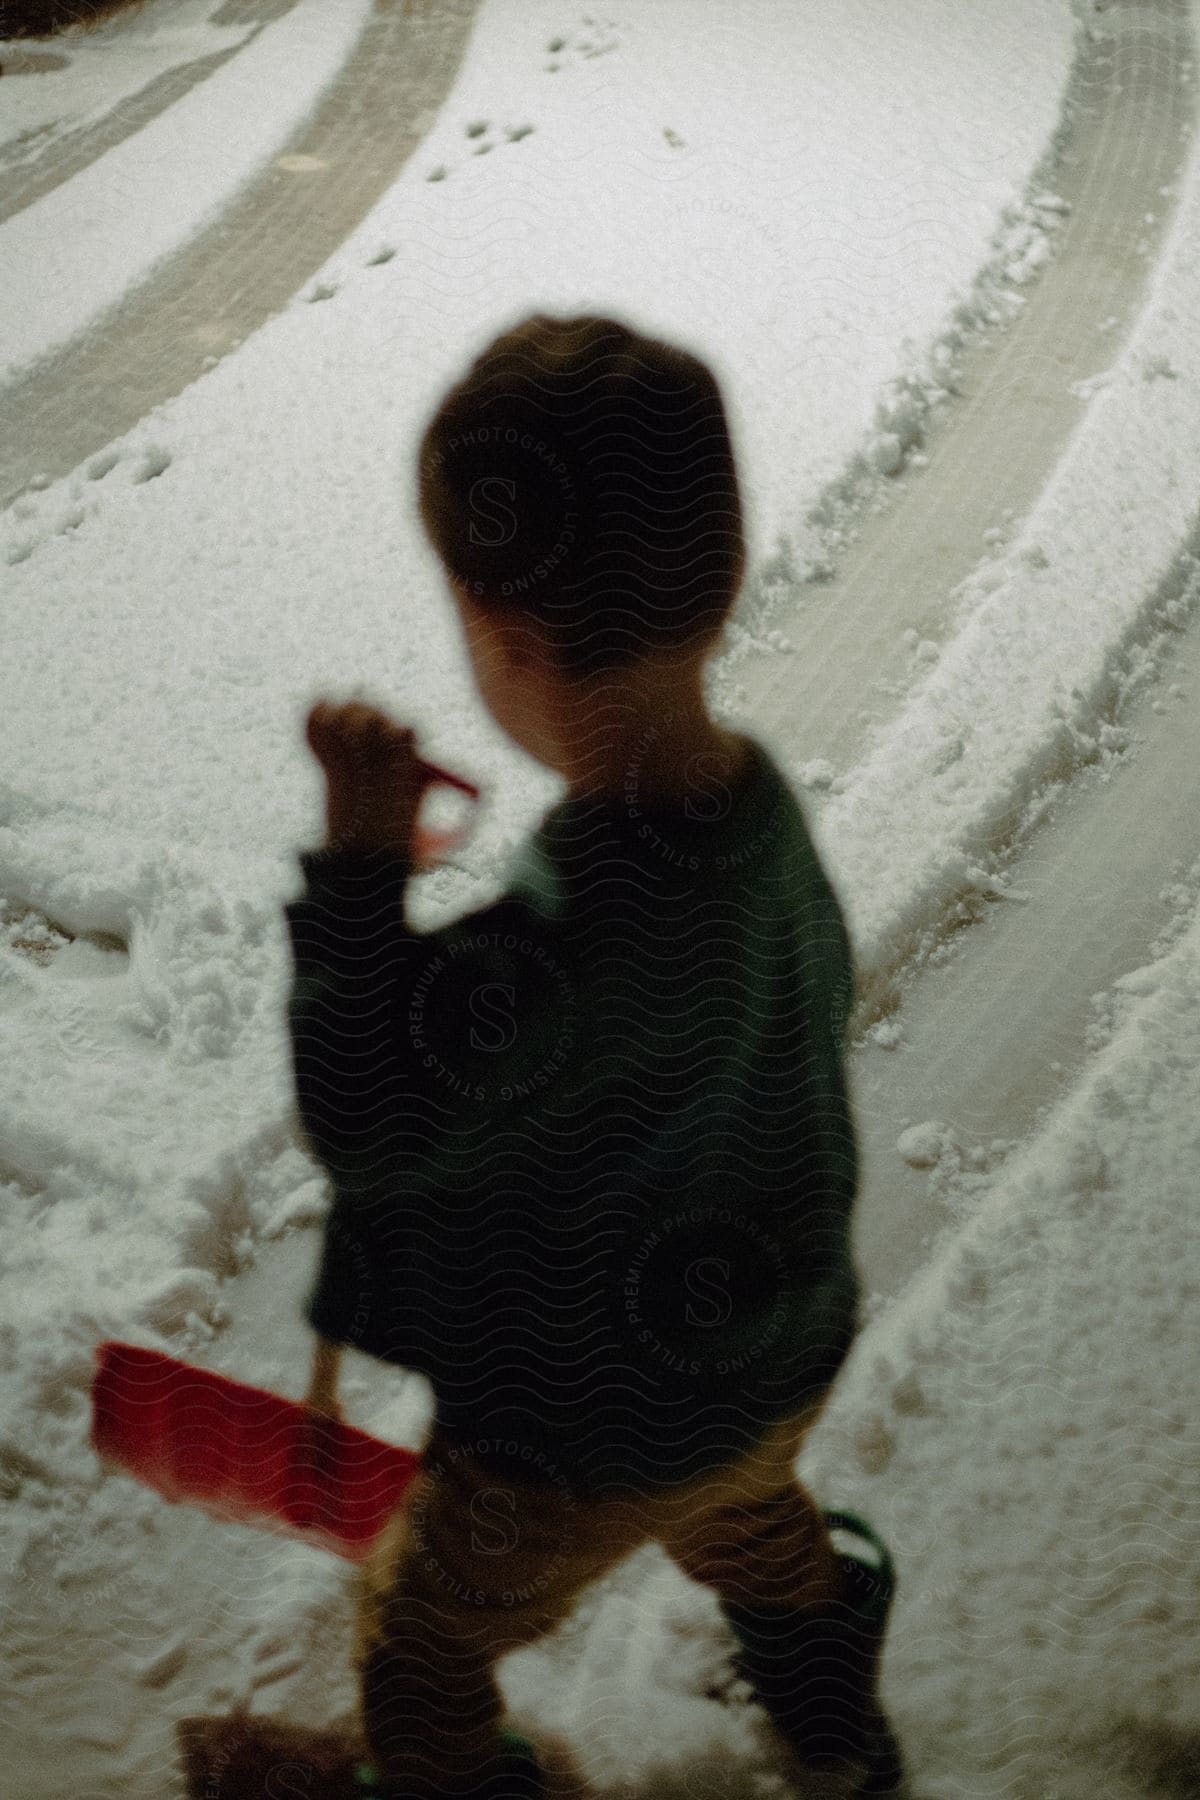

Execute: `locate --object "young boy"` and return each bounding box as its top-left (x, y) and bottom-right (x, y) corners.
top-left (284, 314), bottom-right (904, 1798)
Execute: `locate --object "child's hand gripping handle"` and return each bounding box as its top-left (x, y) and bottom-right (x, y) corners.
top-left (304, 696), bottom-right (480, 871)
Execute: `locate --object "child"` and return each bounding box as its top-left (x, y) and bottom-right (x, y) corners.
top-left (284, 314), bottom-right (904, 1798)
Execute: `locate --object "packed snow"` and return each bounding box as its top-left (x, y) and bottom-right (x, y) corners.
top-left (2, 0), bottom-right (1199, 1794)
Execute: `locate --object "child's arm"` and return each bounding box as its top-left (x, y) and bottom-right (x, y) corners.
top-left (284, 698), bottom-right (438, 1180)
top-left (284, 696), bottom-right (484, 1355)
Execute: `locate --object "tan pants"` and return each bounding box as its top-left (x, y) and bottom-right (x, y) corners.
top-left (354, 1396), bottom-right (835, 1793)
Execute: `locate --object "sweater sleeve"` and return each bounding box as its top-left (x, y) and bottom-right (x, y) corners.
top-left (282, 844), bottom-right (422, 1191)
top-left (283, 844), bottom-right (434, 1349)
top-left (282, 843), bottom-right (557, 1352)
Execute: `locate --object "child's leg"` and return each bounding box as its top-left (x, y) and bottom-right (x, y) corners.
top-left (649, 1397), bottom-right (842, 1610)
top-left (650, 1399), bottom-right (901, 1784)
top-left (353, 1429), bottom-right (651, 1798)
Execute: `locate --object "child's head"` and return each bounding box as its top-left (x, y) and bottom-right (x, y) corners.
top-left (417, 314), bottom-right (746, 789)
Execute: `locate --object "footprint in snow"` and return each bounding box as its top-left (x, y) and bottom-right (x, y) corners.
top-left (5, 455), bottom-right (129, 562)
top-left (133, 445), bottom-right (171, 483)
top-left (0, 898), bottom-right (129, 1073)
top-left (2, 900), bottom-right (74, 969)
top-left (426, 121), bottom-right (536, 179)
top-left (545, 16), bottom-right (621, 69)
top-left (87, 448), bottom-right (120, 481)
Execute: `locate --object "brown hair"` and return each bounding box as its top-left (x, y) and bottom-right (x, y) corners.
top-left (417, 313), bottom-right (745, 678)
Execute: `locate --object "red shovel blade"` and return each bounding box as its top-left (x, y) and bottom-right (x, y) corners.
top-left (92, 1342), bottom-right (422, 1562)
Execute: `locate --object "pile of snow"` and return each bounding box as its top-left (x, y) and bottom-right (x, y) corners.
top-left (863, 190), bottom-right (1072, 483)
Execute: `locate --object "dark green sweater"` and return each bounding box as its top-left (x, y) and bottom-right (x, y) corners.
top-left (284, 733), bottom-right (861, 1496)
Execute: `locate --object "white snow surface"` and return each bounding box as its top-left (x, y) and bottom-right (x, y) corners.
top-left (0, 0), bottom-right (373, 381)
top-left (812, 93), bottom-right (1200, 990)
top-left (0, 0), bottom-right (257, 151)
top-left (5, 0), bottom-right (1200, 1795)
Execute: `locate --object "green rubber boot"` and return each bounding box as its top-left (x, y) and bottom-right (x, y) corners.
top-left (721, 1508), bottom-right (906, 1796)
top-left (354, 1726), bottom-right (544, 1799)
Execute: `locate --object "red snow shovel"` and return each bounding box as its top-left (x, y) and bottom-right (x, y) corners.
top-left (91, 1341), bottom-right (422, 1561)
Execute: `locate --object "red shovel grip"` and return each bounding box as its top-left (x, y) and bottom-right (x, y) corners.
top-left (414, 757), bottom-right (479, 801)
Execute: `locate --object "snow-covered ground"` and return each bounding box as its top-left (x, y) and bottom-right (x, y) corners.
top-left (0, 0), bottom-right (374, 382)
top-left (0, 0), bottom-right (259, 157)
top-left (3, 0), bottom-right (1200, 1794)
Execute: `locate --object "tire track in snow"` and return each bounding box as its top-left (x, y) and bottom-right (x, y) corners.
top-left (0, 0), bottom-right (481, 511)
top-left (727, 0), bottom-right (1193, 787)
top-left (851, 537), bottom-right (1200, 1303)
top-left (0, 0), bottom-right (301, 229)
top-left (716, 0), bottom-right (1200, 1305)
